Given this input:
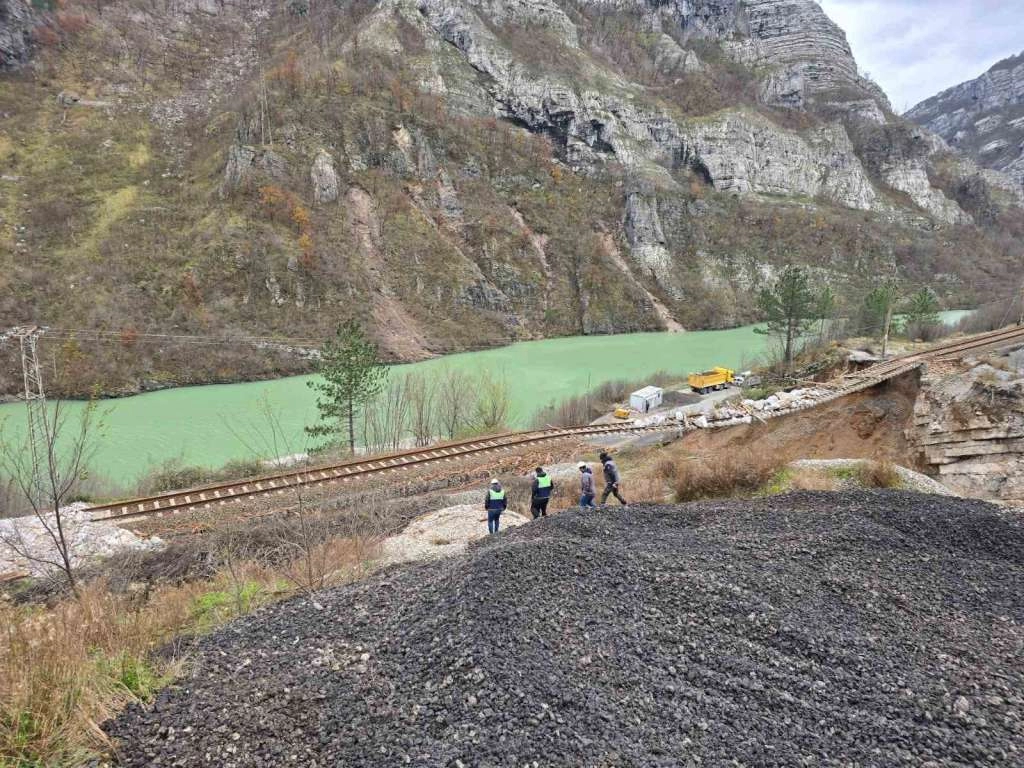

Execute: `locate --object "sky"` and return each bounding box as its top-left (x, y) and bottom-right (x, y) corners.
top-left (818, 0), bottom-right (1024, 113)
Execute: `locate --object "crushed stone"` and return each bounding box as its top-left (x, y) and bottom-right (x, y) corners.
top-left (378, 504), bottom-right (530, 565)
top-left (106, 491), bottom-right (1023, 767)
top-left (0, 504), bottom-right (163, 578)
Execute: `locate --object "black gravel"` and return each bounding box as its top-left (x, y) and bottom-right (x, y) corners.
top-left (106, 491), bottom-right (1024, 767)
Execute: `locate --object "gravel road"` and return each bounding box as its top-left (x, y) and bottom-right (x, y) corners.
top-left (106, 491), bottom-right (1024, 767)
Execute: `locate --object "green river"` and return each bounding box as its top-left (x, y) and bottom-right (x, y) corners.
top-left (0, 311), bottom-right (974, 484)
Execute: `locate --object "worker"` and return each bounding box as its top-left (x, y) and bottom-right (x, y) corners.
top-left (598, 451), bottom-right (628, 506)
top-left (484, 478), bottom-right (507, 534)
top-left (578, 461), bottom-right (596, 509)
top-left (531, 466), bottom-right (554, 519)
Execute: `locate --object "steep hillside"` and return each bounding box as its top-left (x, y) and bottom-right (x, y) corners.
top-left (2, 0), bottom-right (1022, 397)
top-left (908, 51), bottom-right (1024, 194)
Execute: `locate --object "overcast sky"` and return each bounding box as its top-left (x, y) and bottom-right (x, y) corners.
top-left (818, 0), bottom-right (1024, 113)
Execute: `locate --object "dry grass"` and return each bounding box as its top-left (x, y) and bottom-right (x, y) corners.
top-left (857, 461), bottom-right (903, 490)
top-left (788, 468), bottom-right (841, 492)
top-left (663, 450), bottom-right (787, 503)
top-left (0, 531), bottom-right (380, 767)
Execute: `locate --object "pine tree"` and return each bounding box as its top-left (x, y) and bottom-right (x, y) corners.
top-left (865, 282), bottom-right (900, 356)
top-left (904, 287), bottom-right (940, 338)
top-left (306, 321), bottom-right (388, 453)
top-left (755, 266), bottom-right (817, 370)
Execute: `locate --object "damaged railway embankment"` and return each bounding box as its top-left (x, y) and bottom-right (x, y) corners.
top-left (106, 491), bottom-right (1024, 767)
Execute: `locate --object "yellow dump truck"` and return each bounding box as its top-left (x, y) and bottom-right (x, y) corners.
top-left (688, 367), bottom-right (735, 394)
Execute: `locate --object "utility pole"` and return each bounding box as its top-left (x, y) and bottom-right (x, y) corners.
top-left (1019, 282), bottom-right (1024, 327)
top-left (5, 326), bottom-right (49, 507)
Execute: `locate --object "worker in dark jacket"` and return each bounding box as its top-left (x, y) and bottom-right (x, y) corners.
top-left (599, 451), bottom-right (628, 506)
top-left (484, 478), bottom-right (507, 534)
top-left (531, 467), bottom-right (554, 519)
top-left (578, 462), bottom-right (596, 509)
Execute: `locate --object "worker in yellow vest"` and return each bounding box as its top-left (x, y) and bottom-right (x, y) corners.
top-left (531, 466), bottom-right (554, 519)
top-left (484, 478), bottom-right (507, 534)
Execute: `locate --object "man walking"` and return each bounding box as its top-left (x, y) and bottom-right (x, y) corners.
top-left (484, 478), bottom-right (507, 534)
top-left (531, 466), bottom-right (554, 519)
top-left (599, 451), bottom-right (628, 506)
top-left (578, 461), bottom-right (596, 509)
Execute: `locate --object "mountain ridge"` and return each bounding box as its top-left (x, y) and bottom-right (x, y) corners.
top-left (907, 49), bottom-right (1024, 193)
top-left (1, 0), bottom-right (1022, 397)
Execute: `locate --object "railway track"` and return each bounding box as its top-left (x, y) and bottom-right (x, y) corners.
top-left (86, 324), bottom-right (1024, 524)
top-left (87, 422), bottom-right (669, 523)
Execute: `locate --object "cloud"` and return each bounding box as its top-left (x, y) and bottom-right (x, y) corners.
top-left (818, 0), bottom-right (1024, 112)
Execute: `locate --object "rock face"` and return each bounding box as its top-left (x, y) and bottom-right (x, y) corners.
top-left (882, 156), bottom-right (972, 225)
top-left (310, 149), bottom-right (339, 204)
top-left (911, 359), bottom-right (1024, 508)
top-left (678, 111), bottom-right (877, 210)
top-left (416, 0), bottom-right (964, 228)
top-left (623, 190), bottom-right (671, 274)
top-left (645, 0), bottom-right (890, 111)
top-left (0, 0), bottom-right (35, 69)
top-left (908, 51), bottom-right (1024, 192)
top-left (220, 145), bottom-right (289, 196)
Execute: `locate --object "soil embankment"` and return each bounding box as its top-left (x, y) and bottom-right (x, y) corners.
top-left (681, 370), bottom-right (922, 466)
top-left (107, 491), bottom-right (1023, 766)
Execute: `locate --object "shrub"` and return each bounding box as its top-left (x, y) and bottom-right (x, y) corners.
top-left (857, 460), bottom-right (902, 489)
top-left (670, 450), bottom-right (786, 502)
top-left (140, 457), bottom-right (265, 495)
top-left (958, 298), bottom-right (1020, 334)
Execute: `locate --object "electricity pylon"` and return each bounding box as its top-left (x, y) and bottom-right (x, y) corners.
top-left (3, 326), bottom-right (49, 507)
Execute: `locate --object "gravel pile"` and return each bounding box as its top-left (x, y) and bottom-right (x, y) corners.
top-left (107, 491), bottom-right (1024, 767)
top-left (378, 504), bottom-right (530, 565)
top-left (0, 504), bottom-right (163, 578)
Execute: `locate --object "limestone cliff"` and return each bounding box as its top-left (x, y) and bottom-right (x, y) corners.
top-left (907, 51), bottom-right (1024, 193)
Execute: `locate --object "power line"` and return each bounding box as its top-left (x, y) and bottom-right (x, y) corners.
top-left (26, 328), bottom-right (326, 349)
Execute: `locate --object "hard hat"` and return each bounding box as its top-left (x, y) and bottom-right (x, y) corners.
top-left (577, 461), bottom-right (587, 469)
top-left (490, 478), bottom-right (500, 485)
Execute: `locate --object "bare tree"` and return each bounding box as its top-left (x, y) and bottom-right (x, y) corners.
top-left (436, 367), bottom-right (471, 440)
top-left (406, 371), bottom-right (436, 447)
top-left (469, 371), bottom-right (512, 434)
top-left (229, 396), bottom-right (350, 596)
top-left (383, 376), bottom-right (411, 450)
top-left (360, 399), bottom-right (387, 454)
top-left (0, 400), bottom-right (102, 597)
top-left (360, 375), bottom-right (411, 454)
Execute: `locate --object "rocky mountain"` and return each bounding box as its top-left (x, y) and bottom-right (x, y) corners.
top-left (907, 51), bottom-right (1024, 194)
top-left (0, 0), bottom-right (34, 68)
top-left (2, 0), bottom-right (1023, 396)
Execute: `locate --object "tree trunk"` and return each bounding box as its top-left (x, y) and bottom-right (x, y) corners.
top-left (785, 319), bottom-right (794, 371)
top-left (882, 303), bottom-right (894, 358)
top-left (347, 392), bottom-right (355, 455)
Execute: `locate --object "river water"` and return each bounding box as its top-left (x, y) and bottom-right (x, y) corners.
top-left (0, 311), bottom-right (973, 484)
